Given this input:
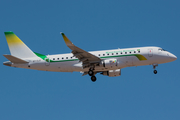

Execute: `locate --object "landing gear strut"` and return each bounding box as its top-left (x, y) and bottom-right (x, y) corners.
top-left (152, 64), bottom-right (158, 74)
top-left (88, 67), bottom-right (95, 76)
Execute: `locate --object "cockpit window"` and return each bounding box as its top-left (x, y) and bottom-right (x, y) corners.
top-left (158, 48), bottom-right (166, 51)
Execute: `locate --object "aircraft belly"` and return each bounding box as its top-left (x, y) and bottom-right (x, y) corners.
top-left (49, 62), bottom-right (75, 72)
top-left (29, 61), bottom-right (83, 72)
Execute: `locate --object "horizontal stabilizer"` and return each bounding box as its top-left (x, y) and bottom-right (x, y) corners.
top-left (3, 55), bottom-right (28, 63)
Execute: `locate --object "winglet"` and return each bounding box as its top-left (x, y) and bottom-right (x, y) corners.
top-left (60, 32), bottom-right (74, 46)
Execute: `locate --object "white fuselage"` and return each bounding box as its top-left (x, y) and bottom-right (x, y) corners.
top-left (9, 46), bottom-right (177, 72)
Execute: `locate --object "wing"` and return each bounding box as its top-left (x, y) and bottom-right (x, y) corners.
top-left (60, 33), bottom-right (101, 68)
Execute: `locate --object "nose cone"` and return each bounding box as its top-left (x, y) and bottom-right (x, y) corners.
top-left (169, 53), bottom-right (177, 61)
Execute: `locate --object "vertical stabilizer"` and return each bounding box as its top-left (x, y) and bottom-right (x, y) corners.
top-left (4, 31), bottom-right (37, 58)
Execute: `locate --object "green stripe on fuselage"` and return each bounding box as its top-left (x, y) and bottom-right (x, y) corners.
top-left (100, 54), bottom-right (147, 61)
top-left (49, 59), bottom-right (79, 62)
top-left (34, 52), bottom-right (147, 63)
top-left (34, 52), bottom-right (79, 62)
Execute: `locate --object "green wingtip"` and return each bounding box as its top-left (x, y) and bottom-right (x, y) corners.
top-left (4, 31), bottom-right (14, 35)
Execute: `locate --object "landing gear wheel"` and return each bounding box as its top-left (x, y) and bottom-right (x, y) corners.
top-left (154, 70), bottom-right (157, 74)
top-left (88, 70), bottom-right (94, 76)
top-left (91, 76), bottom-right (97, 82)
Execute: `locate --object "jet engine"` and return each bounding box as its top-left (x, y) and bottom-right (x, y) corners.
top-left (101, 69), bottom-right (121, 77)
top-left (101, 59), bottom-right (118, 69)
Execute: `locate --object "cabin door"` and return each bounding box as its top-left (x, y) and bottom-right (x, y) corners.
top-left (148, 49), bottom-right (153, 57)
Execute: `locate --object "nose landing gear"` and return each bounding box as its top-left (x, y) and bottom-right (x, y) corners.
top-left (91, 76), bottom-right (97, 82)
top-left (154, 70), bottom-right (157, 74)
top-left (152, 64), bottom-right (158, 74)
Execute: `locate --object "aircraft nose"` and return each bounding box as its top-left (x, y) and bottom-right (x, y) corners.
top-left (168, 53), bottom-right (177, 61)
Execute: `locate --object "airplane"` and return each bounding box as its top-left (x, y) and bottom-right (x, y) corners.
top-left (3, 31), bottom-right (177, 82)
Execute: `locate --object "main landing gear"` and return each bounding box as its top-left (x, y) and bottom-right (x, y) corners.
top-left (88, 67), bottom-right (97, 82)
top-left (88, 70), bottom-right (94, 76)
top-left (152, 64), bottom-right (158, 74)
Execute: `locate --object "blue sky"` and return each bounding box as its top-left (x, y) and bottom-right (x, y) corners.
top-left (0, 0), bottom-right (180, 120)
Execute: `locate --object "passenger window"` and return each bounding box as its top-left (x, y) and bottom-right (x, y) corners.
top-left (134, 51), bottom-right (136, 53)
top-left (107, 54), bottom-right (109, 55)
top-left (121, 52), bottom-right (123, 54)
top-left (71, 57), bottom-right (73, 59)
top-left (99, 54), bottom-right (100, 56)
top-left (66, 57), bottom-right (68, 59)
top-left (62, 57), bottom-right (64, 59)
top-left (138, 51), bottom-right (140, 53)
top-left (57, 58), bottom-right (59, 60)
top-left (125, 52), bottom-right (127, 54)
top-left (112, 53), bottom-right (114, 55)
top-left (103, 54), bottom-right (105, 56)
top-left (129, 52), bottom-right (131, 54)
top-left (53, 58), bottom-right (55, 60)
top-left (116, 53), bottom-right (118, 55)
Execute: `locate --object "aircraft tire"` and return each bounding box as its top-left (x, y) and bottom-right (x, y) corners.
top-left (88, 70), bottom-right (94, 76)
top-left (91, 76), bottom-right (97, 82)
top-left (154, 70), bottom-right (157, 74)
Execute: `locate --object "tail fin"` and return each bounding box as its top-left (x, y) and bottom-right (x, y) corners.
top-left (4, 31), bottom-right (37, 58)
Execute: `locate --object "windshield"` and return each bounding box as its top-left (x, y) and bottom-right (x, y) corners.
top-left (158, 48), bottom-right (166, 51)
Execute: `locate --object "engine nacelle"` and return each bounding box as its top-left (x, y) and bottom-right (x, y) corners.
top-left (101, 69), bottom-right (121, 77)
top-left (101, 59), bottom-right (118, 69)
